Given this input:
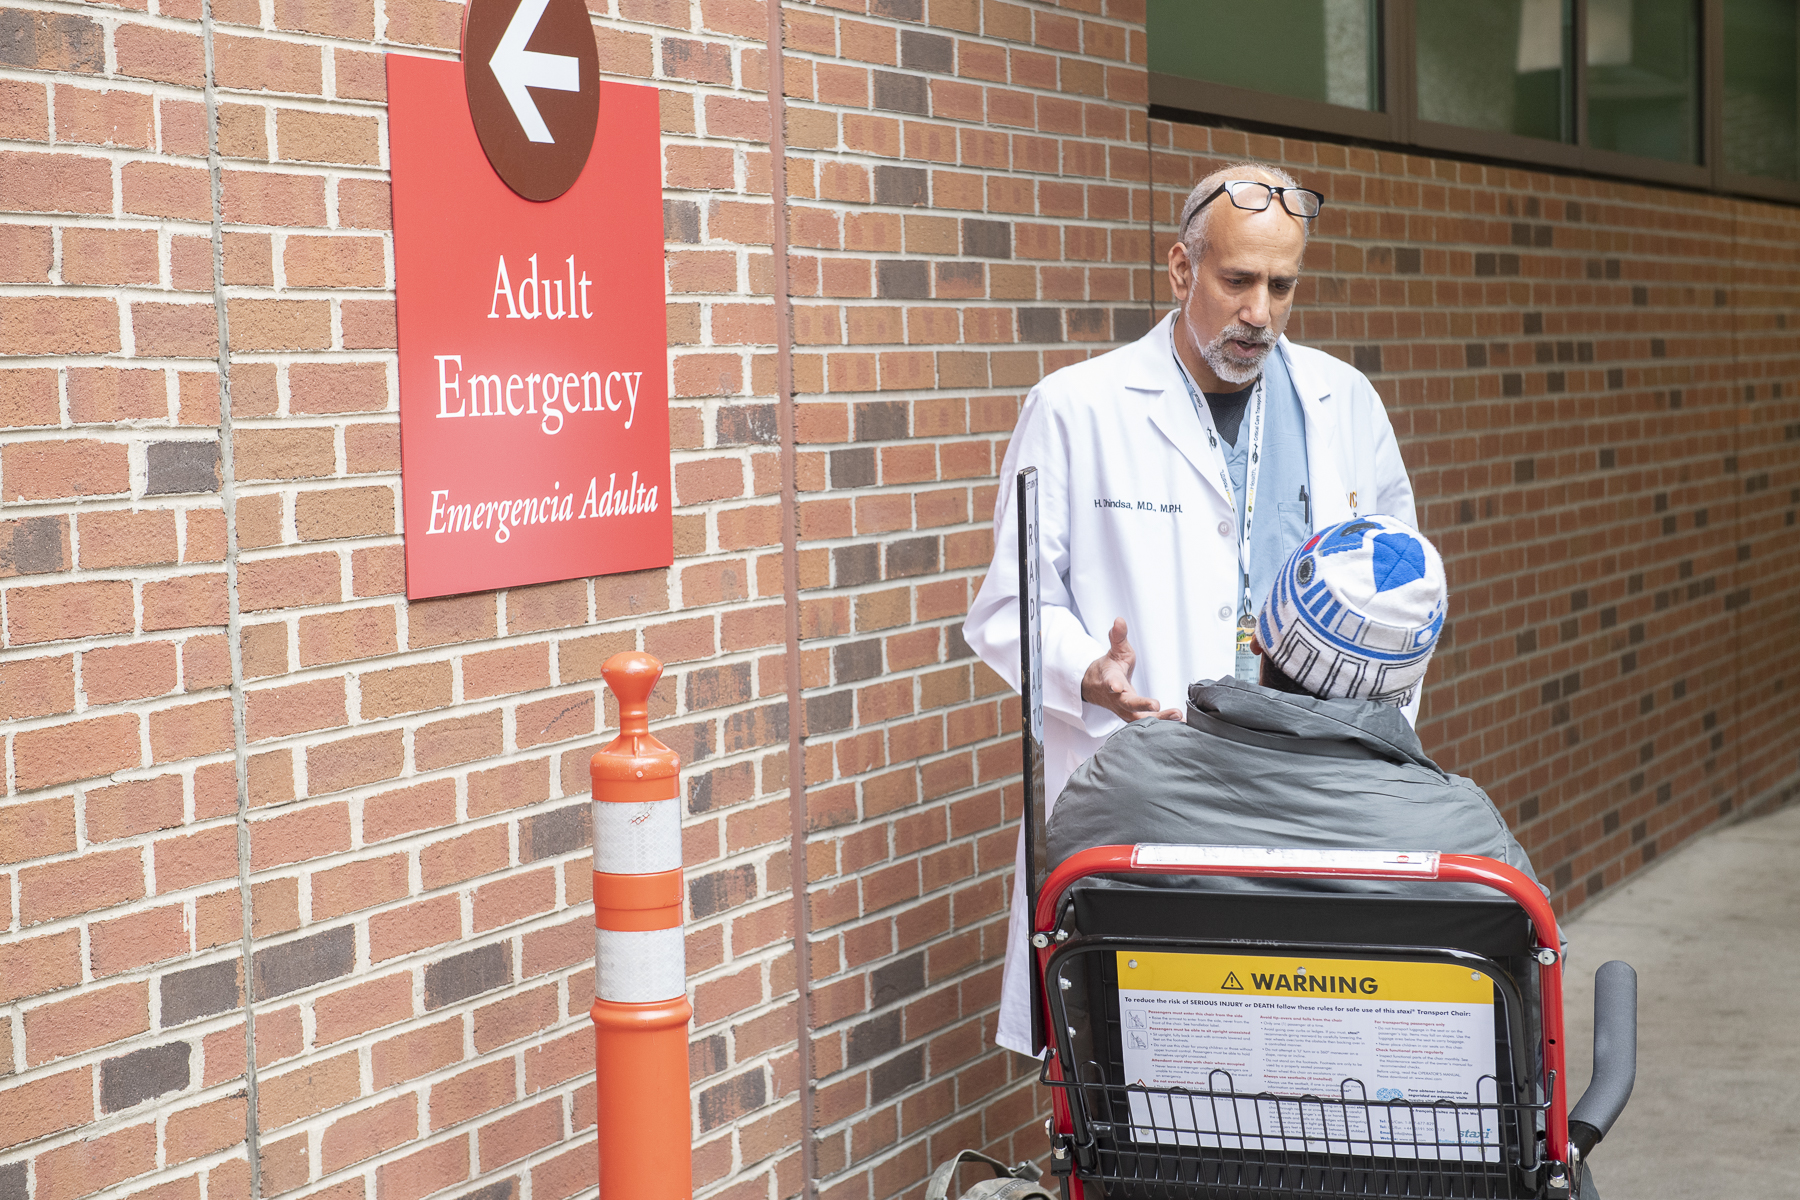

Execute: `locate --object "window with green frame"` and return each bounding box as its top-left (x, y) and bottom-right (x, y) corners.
top-left (1146, 0), bottom-right (1798, 201)
top-left (1148, 0), bottom-right (1381, 112)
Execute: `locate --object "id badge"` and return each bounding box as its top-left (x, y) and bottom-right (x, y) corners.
top-left (1234, 613), bottom-right (1258, 683)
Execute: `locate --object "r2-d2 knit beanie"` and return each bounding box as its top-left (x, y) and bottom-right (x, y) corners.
top-left (1257, 514), bottom-right (1447, 706)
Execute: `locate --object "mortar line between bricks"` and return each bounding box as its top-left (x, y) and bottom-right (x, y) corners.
top-left (199, 0), bottom-right (263, 1190)
top-left (1147, 115), bottom-right (1159, 333)
top-left (767, 1), bottom-right (817, 1196)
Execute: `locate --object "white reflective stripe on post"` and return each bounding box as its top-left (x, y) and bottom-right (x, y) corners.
top-left (1130, 845), bottom-right (1442, 876)
top-left (592, 797), bottom-right (683, 875)
top-left (595, 927), bottom-right (686, 1003)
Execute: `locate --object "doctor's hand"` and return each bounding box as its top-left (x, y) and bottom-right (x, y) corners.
top-left (1081, 619), bottom-right (1182, 723)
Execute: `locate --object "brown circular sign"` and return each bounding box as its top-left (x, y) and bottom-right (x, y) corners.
top-left (462, 0), bottom-right (599, 202)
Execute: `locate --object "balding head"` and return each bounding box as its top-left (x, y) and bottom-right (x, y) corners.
top-left (1177, 161), bottom-right (1310, 267)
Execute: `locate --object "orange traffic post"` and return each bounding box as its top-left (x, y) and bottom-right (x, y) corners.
top-left (591, 651), bottom-right (691, 1200)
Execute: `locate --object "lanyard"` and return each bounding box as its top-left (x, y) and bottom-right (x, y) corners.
top-left (1169, 330), bottom-right (1268, 618)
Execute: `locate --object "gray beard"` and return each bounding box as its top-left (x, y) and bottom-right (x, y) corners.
top-left (1201, 326), bottom-right (1275, 385)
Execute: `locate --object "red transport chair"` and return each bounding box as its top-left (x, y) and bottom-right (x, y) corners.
top-left (1006, 471), bottom-right (1638, 1199)
top-left (1025, 846), bottom-right (1638, 1199)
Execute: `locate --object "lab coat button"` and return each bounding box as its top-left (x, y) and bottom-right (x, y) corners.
top-left (1217, 606), bottom-right (1232, 620)
top-left (1217, 521), bottom-right (1231, 536)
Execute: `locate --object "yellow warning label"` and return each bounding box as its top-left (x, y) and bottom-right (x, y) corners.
top-left (1119, 952), bottom-right (1493, 1005)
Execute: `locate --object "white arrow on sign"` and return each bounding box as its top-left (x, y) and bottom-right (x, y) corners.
top-left (489, 0), bottom-right (581, 144)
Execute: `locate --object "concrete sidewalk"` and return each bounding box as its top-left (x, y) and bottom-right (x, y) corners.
top-left (1560, 802), bottom-right (1800, 1198)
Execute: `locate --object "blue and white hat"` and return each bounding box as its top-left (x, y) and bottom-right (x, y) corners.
top-left (1257, 514), bottom-right (1447, 705)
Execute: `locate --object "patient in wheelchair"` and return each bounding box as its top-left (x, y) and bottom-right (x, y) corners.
top-left (1047, 514), bottom-right (1543, 898)
top-left (1039, 516), bottom-right (1611, 1197)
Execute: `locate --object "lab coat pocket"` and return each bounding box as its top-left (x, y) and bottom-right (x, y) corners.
top-left (1276, 500), bottom-right (1309, 561)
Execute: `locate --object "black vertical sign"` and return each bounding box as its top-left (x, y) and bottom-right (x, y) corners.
top-left (1016, 467), bottom-right (1048, 1054)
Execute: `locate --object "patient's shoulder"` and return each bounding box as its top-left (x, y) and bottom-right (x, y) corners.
top-left (1085, 718), bottom-right (1207, 776)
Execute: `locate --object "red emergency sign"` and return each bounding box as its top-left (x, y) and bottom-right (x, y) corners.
top-left (386, 53), bottom-right (670, 600)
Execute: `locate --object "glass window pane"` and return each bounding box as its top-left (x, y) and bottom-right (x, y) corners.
top-left (1416, 0), bottom-right (1573, 141)
top-left (1724, 0), bottom-right (1799, 180)
top-left (1149, 0), bottom-right (1380, 112)
top-left (1585, 0), bottom-right (1700, 163)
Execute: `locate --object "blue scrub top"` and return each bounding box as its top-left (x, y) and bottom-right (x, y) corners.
top-left (1218, 347), bottom-right (1311, 618)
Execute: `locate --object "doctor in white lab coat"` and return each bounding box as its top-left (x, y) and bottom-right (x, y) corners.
top-left (963, 162), bottom-right (1419, 1056)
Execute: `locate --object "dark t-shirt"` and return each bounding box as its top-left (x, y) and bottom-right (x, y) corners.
top-left (1204, 382), bottom-right (1255, 446)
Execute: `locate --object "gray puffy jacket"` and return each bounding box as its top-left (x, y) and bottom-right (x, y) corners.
top-left (1047, 677), bottom-right (1542, 897)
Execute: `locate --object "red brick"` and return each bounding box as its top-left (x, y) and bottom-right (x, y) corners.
top-left (289, 361), bottom-right (390, 413)
top-left (121, 161), bottom-right (210, 220)
top-left (61, 226), bottom-right (158, 285)
top-left (23, 980), bottom-right (149, 1065)
top-left (471, 867), bottom-right (556, 933)
top-left (0, 367), bottom-right (59, 427)
top-left (321, 1093), bottom-right (417, 1173)
top-left (250, 802), bottom-right (351, 870)
top-left (0, 928), bottom-right (81, 1004)
top-left (5, 579), bottom-right (127, 645)
top-left (530, 1141), bottom-right (596, 1200)
top-left (477, 1097), bottom-right (562, 1167)
top-left (0, 653), bottom-right (75, 720)
top-left (428, 1058), bottom-right (514, 1131)
top-left (114, 24), bottom-right (204, 85)
top-left (0, 151), bottom-right (111, 214)
top-left (89, 903), bottom-right (189, 976)
top-left (334, 47), bottom-right (387, 100)
top-left (221, 169), bottom-right (327, 226)
top-left (284, 234), bottom-right (386, 287)
top-left (276, 0), bottom-right (375, 38)
top-left (13, 713), bottom-right (142, 794)
top-left (67, 367), bottom-right (167, 423)
top-left (0, 79), bottom-right (48, 142)
top-left (306, 729), bottom-right (405, 795)
top-left (298, 605), bottom-right (398, 666)
top-left (143, 572), bottom-right (230, 631)
top-left (246, 677), bottom-right (347, 741)
top-left (368, 894), bottom-right (460, 963)
top-left (414, 710), bottom-right (503, 771)
top-left (149, 697), bottom-right (235, 762)
top-left (154, 824), bottom-right (241, 891)
top-left (406, 592), bottom-right (498, 648)
top-left (166, 1094), bottom-right (248, 1165)
top-left (420, 824), bottom-right (509, 890)
top-left (78, 640), bottom-right (177, 706)
top-left (364, 778), bottom-right (457, 843)
top-left (239, 552), bottom-right (341, 611)
top-left (386, 0), bottom-right (462, 48)
top-left (313, 970), bottom-right (413, 1045)
top-left (85, 774), bottom-right (183, 843)
top-left (78, 508), bottom-right (180, 569)
top-left (371, 1018), bottom-right (464, 1091)
top-left (311, 853), bottom-right (409, 922)
top-left (235, 426), bottom-right (337, 480)
top-left (132, 302), bottom-right (220, 358)
top-left (213, 34), bottom-right (321, 94)
top-left (295, 484), bottom-right (395, 540)
top-left (0, 1065), bottom-right (91, 1150)
top-left (463, 643), bottom-right (550, 698)
top-left (337, 178), bottom-right (393, 230)
top-left (359, 660), bottom-right (452, 719)
top-left (228, 298), bottom-right (331, 350)
top-left (343, 299), bottom-right (397, 348)
top-left (257, 1051), bottom-right (359, 1131)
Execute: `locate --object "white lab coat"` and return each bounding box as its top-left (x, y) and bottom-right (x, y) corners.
top-left (962, 314), bottom-right (1418, 1055)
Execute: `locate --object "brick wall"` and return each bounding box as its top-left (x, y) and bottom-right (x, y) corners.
top-left (2, 5), bottom-right (1797, 1200)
